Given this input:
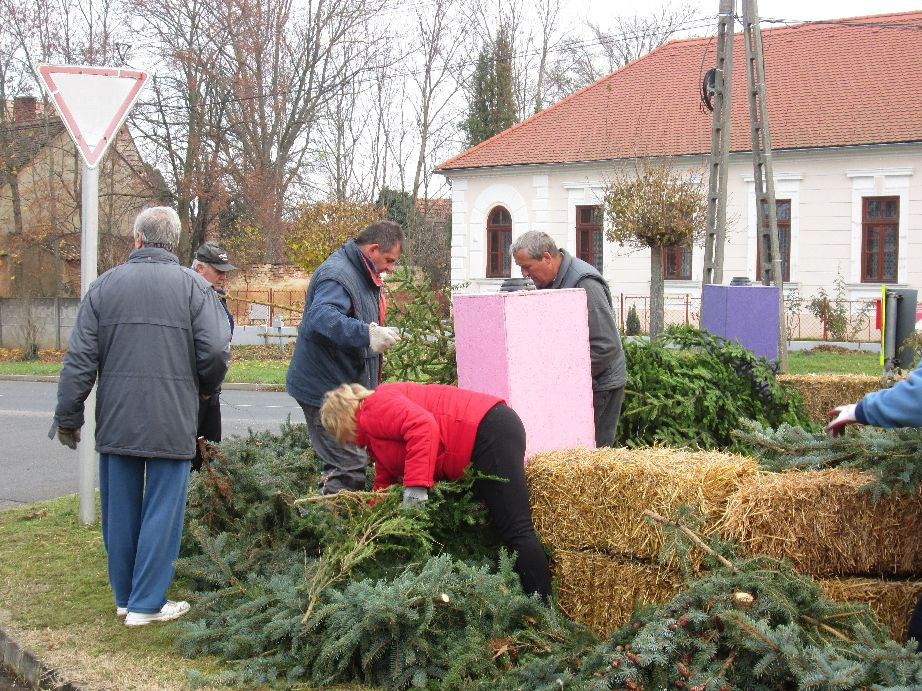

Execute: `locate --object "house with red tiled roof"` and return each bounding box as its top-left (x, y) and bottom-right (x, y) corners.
top-left (0, 96), bottom-right (170, 297)
top-left (436, 11), bottom-right (922, 312)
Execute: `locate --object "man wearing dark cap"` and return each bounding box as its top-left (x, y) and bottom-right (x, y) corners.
top-left (192, 242), bottom-right (236, 470)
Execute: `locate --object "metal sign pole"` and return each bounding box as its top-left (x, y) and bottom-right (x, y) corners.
top-left (78, 162), bottom-right (99, 525)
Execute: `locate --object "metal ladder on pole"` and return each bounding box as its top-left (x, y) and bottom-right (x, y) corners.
top-left (743, 0), bottom-right (787, 366)
top-left (701, 0), bottom-right (734, 287)
top-left (701, 0), bottom-right (787, 365)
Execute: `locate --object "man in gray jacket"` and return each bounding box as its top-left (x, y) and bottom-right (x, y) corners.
top-left (511, 230), bottom-right (627, 447)
top-left (51, 206), bottom-right (231, 626)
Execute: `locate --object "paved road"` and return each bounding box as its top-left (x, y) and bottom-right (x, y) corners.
top-left (0, 380), bottom-right (303, 511)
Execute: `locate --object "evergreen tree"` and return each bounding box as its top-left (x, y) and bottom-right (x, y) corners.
top-left (461, 27), bottom-right (519, 147)
top-left (376, 186), bottom-right (415, 227)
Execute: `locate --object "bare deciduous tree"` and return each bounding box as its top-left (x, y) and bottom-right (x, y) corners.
top-left (604, 160), bottom-right (707, 337)
top-left (130, 0), bottom-right (232, 261)
top-left (546, 1), bottom-right (698, 100)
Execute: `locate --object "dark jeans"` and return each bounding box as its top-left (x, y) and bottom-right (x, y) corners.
top-left (593, 386), bottom-right (625, 448)
top-left (194, 393), bottom-right (222, 471)
top-left (471, 404), bottom-right (551, 600)
top-left (298, 401), bottom-right (368, 494)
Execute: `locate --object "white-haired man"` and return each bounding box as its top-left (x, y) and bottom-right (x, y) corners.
top-left (51, 206), bottom-right (231, 626)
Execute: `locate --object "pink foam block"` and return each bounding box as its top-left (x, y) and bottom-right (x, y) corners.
top-left (453, 289), bottom-right (596, 458)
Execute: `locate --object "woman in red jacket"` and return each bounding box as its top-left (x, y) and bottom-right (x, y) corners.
top-left (320, 381), bottom-right (551, 600)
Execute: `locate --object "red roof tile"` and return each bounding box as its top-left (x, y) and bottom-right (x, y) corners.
top-left (437, 11), bottom-right (922, 171)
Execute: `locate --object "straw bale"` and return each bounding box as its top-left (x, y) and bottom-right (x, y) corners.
top-left (551, 548), bottom-right (682, 636)
top-left (721, 468), bottom-right (922, 577)
top-left (526, 447), bottom-right (757, 567)
top-left (778, 374), bottom-right (885, 425)
top-left (820, 576), bottom-right (922, 642)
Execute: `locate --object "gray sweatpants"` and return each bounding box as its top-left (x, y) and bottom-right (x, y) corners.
top-left (299, 402), bottom-right (368, 494)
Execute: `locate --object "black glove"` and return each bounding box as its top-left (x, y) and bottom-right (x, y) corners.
top-left (57, 427), bottom-right (81, 450)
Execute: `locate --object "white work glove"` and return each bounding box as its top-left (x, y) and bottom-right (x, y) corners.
top-left (402, 486), bottom-right (429, 507)
top-left (57, 427), bottom-right (81, 450)
top-left (825, 403), bottom-right (858, 437)
top-left (369, 322), bottom-right (400, 354)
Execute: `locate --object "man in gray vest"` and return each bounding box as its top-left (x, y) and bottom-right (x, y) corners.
top-left (511, 230), bottom-right (626, 447)
top-left (286, 220), bottom-right (404, 494)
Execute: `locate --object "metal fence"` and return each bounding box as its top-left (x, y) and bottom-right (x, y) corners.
top-left (227, 289), bottom-right (883, 344)
top-left (617, 294), bottom-right (882, 343)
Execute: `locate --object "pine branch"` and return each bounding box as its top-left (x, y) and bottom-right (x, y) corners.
top-left (644, 509), bottom-right (735, 569)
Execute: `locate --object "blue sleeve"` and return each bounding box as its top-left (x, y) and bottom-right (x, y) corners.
top-left (306, 279), bottom-right (372, 348)
top-left (857, 362), bottom-right (922, 428)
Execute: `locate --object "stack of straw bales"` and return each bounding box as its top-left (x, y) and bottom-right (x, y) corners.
top-left (720, 467), bottom-right (922, 640)
top-left (529, 448), bottom-right (922, 641)
top-left (527, 447), bottom-right (757, 635)
top-left (778, 374), bottom-right (885, 425)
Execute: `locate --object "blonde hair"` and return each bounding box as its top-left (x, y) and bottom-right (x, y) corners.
top-left (320, 383), bottom-right (373, 445)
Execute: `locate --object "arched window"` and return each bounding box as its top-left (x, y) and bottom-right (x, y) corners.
top-left (486, 206), bottom-right (512, 278)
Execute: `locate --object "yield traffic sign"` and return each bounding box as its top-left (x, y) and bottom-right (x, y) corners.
top-left (36, 64), bottom-right (148, 168)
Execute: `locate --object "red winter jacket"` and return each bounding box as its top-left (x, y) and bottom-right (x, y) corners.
top-left (355, 382), bottom-right (503, 490)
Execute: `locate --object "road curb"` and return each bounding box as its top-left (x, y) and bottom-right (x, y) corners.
top-left (0, 375), bottom-right (285, 392)
top-left (0, 626), bottom-right (81, 690)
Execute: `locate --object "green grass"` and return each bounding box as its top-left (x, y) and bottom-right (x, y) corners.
top-left (0, 495), bottom-right (226, 689)
top-left (0, 347), bottom-right (888, 381)
top-left (0, 361), bottom-right (63, 375)
top-left (786, 349), bottom-right (882, 376)
top-left (0, 352), bottom-right (290, 384)
top-left (224, 357), bottom-right (289, 385)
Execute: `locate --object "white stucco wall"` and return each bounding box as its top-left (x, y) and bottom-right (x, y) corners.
top-left (441, 144), bottom-right (921, 307)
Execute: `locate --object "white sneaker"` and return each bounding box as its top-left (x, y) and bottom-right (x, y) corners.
top-left (124, 600), bottom-right (190, 627)
top-left (116, 606), bottom-right (127, 617)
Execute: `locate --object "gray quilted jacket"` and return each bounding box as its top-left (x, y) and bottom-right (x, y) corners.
top-left (53, 247), bottom-right (231, 459)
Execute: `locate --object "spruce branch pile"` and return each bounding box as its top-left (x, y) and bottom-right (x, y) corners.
top-left (551, 514), bottom-right (922, 690)
top-left (177, 427), bottom-right (922, 689)
top-left (620, 326), bottom-right (815, 450)
top-left (737, 421), bottom-right (922, 498)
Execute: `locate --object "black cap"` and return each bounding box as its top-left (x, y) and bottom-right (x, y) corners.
top-left (195, 243), bottom-right (236, 272)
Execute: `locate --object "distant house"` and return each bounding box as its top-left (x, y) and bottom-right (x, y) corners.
top-left (0, 96), bottom-right (170, 297)
top-left (436, 11), bottom-right (922, 310)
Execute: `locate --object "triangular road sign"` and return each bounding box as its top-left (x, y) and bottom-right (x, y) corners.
top-left (37, 64), bottom-right (148, 168)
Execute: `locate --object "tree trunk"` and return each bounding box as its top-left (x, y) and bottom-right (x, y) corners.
top-left (649, 245), bottom-right (665, 337)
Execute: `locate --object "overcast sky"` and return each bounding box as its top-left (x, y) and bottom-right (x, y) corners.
top-left (567, 1), bottom-right (920, 29)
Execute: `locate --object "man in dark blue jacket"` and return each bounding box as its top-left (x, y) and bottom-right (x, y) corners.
top-left (52, 206), bottom-right (231, 626)
top-left (286, 220), bottom-right (403, 494)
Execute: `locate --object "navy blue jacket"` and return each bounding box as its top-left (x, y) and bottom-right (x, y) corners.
top-left (286, 241), bottom-right (383, 407)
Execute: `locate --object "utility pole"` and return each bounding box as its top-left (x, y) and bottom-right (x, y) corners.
top-left (701, 0), bottom-right (734, 287)
top-left (701, 0), bottom-right (787, 367)
top-left (743, 0), bottom-right (787, 368)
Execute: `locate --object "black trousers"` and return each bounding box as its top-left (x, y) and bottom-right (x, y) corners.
top-left (470, 404), bottom-right (551, 600)
top-left (194, 393), bottom-right (222, 471)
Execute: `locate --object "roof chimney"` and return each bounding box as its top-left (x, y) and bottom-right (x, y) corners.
top-left (13, 96), bottom-right (37, 123)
